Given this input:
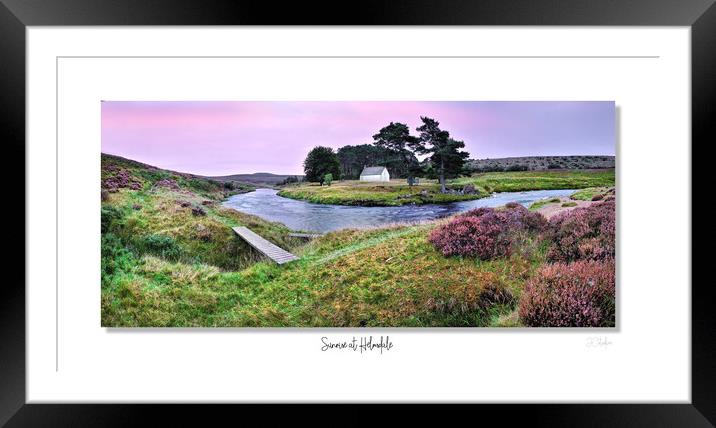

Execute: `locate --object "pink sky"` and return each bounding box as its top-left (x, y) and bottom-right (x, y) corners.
top-left (101, 101), bottom-right (615, 176)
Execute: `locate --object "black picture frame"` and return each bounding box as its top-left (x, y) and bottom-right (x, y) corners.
top-left (2, 0), bottom-right (712, 425)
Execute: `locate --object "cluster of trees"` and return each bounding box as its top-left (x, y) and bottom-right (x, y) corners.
top-left (337, 144), bottom-right (417, 180)
top-left (279, 175), bottom-right (301, 185)
top-left (302, 117), bottom-right (469, 192)
top-left (303, 146), bottom-right (341, 185)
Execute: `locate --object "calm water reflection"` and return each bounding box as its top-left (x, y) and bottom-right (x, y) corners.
top-left (223, 188), bottom-right (576, 233)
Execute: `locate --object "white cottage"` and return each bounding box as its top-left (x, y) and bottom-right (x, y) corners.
top-left (359, 166), bottom-right (390, 182)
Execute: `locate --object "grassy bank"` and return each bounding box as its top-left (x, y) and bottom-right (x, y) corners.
top-left (101, 154), bottom-right (311, 325)
top-left (277, 169), bottom-right (615, 207)
top-left (277, 180), bottom-right (486, 206)
top-left (569, 186), bottom-right (614, 201)
top-left (103, 220), bottom-right (546, 327)
top-left (450, 169), bottom-right (615, 193)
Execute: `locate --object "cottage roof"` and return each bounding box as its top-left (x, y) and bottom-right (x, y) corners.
top-left (360, 166), bottom-right (387, 176)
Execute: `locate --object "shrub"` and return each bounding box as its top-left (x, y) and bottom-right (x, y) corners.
top-left (101, 233), bottom-right (137, 277)
top-left (429, 212), bottom-right (511, 259)
top-left (435, 205), bottom-right (548, 260)
top-left (547, 201), bottom-right (615, 262)
top-left (102, 168), bottom-right (143, 191)
top-left (154, 178), bottom-right (180, 190)
top-left (519, 259), bottom-right (616, 327)
top-left (462, 184), bottom-right (477, 194)
top-left (280, 176), bottom-right (300, 185)
top-left (135, 234), bottom-right (182, 260)
top-left (101, 205), bottom-right (124, 233)
top-left (505, 164), bottom-right (528, 171)
top-left (498, 203), bottom-right (549, 233)
top-left (185, 178), bottom-right (216, 194)
top-left (460, 206), bottom-right (493, 219)
top-left (324, 173), bottom-right (333, 186)
top-left (462, 204), bottom-right (547, 232)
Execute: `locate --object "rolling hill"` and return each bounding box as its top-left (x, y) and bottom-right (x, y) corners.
top-left (466, 155), bottom-right (615, 172)
top-left (209, 172), bottom-right (303, 186)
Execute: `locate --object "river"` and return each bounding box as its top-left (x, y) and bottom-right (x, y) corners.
top-left (222, 188), bottom-right (576, 233)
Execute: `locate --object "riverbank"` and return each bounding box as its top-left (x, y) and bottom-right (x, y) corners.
top-left (451, 169), bottom-right (615, 193)
top-left (277, 180), bottom-right (486, 206)
top-left (277, 169), bottom-right (615, 207)
top-left (528, 186), bottom-right (616, 219)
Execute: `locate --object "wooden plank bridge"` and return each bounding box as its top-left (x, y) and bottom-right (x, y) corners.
top-left (232, 226), bottom-right (299, 265)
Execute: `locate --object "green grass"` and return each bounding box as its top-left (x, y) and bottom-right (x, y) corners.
top-left (570, 186), bottom-right (613, 201)
top-left (278, 180), bottom-right (487, 206)
top-left (528, 197), bottom-right (562, 211)
top-left (451, 169), bottom-right (615, 193)
top-left (561, 202), bottom-right (578, 207)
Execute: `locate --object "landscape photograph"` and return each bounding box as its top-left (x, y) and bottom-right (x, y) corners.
top-left (101, 101), bottom-right (616, 328)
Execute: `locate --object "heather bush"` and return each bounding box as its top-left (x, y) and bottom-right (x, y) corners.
top-left (500, 203), bottom-right (548, 232)
top-left (519, 259), bottom-right (615, 327)
top-left (547, 201), bottom-right (615, 262)
top-left (102, 168), bottom-right (143, 191)
top-left (154, 178), bottom-right (180, 190)
top-left (460, 207), bottom-right (493, 219)
top-left (429, 213), bottom-right (511, 259)
top-left (432, 204), bottom-right (548, 260)
top-left (462, 204), bottom-right (547, 232)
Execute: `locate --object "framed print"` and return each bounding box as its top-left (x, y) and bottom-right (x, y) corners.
top-left (4, 0), bottom-right (714, 425)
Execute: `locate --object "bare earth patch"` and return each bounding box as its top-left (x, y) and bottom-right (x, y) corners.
top-left (535, 197), bottom-right (597, 219)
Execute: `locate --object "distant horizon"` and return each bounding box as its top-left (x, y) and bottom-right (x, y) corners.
top-left (102, 151), bottom-right (615, 177)
top-left (102, 101), bottom-right (615, 176)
